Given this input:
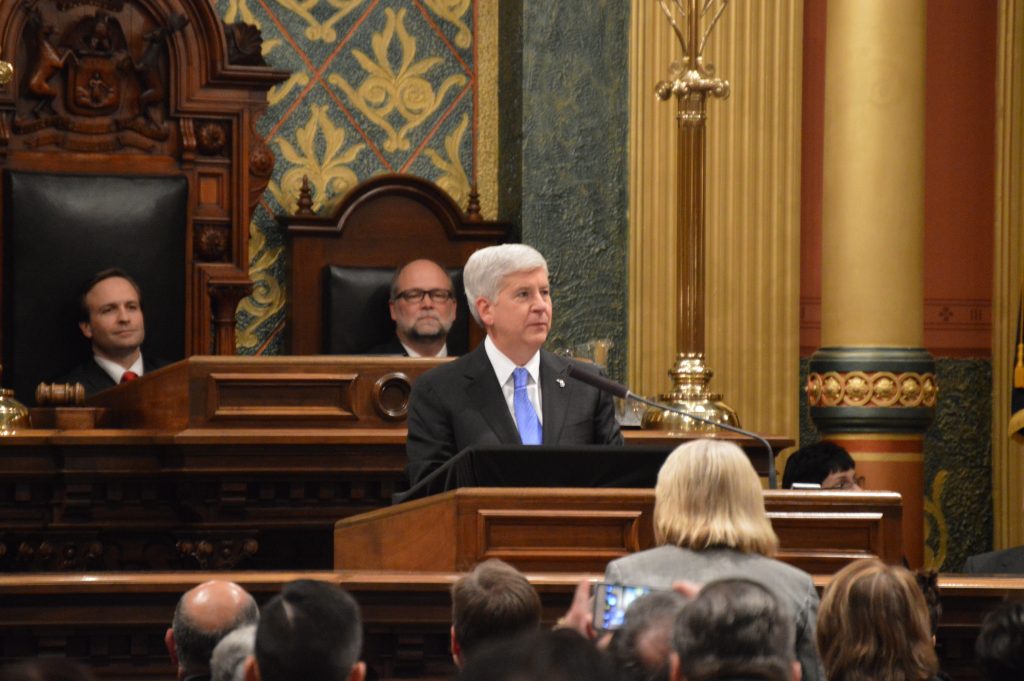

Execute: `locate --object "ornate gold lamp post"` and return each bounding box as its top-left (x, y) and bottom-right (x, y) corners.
top-left (643, 0), bottom-right (738, 432)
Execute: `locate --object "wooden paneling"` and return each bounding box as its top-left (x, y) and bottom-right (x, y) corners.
top-left (334, 488), bottom-right (903, 575)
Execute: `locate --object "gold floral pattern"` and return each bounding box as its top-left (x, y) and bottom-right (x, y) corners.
top-left (272, 0), bottom-right (366, 43)
top-left (424, 0), bottom-right (472, 48)
top-left (424, 112), bottom-right (470, 207)
top-left (268, 104), bottom-right (364, 213)
top-left (328, 8), bottom-right (468, 152)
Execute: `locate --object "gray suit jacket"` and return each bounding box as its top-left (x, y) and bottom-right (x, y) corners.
top-left (605, 545), bottom-right (825, 681)
top-left (963, 545), bottom-right (1024, 574)
top-left (405, 344), bottom-right (623, 497)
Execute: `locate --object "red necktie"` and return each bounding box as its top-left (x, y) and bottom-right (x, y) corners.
top-left (120, 371), bottom-right (139, 383)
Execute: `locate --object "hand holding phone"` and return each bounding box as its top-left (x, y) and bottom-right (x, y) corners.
top-left (591, 582), bottom-right (654, 631)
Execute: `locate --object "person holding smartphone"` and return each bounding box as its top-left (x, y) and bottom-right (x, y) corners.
top-left (603, 439), bottom-right (826, 681)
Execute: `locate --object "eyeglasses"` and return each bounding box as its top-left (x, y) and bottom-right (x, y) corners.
top-left (823, 476), bottom-right (866, 491)
top-left (394, 288), bottom-right (455, 303)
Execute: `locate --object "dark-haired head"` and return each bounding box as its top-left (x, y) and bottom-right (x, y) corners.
top-left (782, 441), bottom-right (858, 490)
top-left (78, 268), bottom-right (142, 323)
top-left (976, 600), bottom-right (1024, 681)
top-left (672, 578), bottom-right (796, 681)
top-left (250, 580), bottom-right (364, 681)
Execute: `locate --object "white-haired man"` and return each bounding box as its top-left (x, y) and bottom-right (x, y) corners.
top-left (405, 244), bottom-right (623, 497)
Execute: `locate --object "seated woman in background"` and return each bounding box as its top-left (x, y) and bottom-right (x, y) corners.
top-left (604, 439), bottom-right (825, 681)
top-left (817, 559), bottom-right (941, 681)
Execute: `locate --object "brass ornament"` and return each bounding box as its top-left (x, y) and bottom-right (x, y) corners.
top-left (806, 370), bottom-right (938, 409)
top-left (0, 59), bottom-right (12, 86)
top-left (642, 352), bottom-right (739, 432)
top-left (645, 0), bottom-right (737, 431)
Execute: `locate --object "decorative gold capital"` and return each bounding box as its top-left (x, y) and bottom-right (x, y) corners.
top-left (807, 370), bottom-right (938, 408)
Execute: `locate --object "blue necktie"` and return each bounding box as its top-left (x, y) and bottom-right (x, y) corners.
top-left (513, 367), bottom-right (542, 445)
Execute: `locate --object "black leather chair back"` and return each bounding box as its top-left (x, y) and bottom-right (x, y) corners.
top-left (323, 265), bottom-right (470, 355)
top-left (3, 171), bottom-right (186, 402)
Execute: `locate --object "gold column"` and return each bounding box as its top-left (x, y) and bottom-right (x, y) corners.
top-left (629, 1), bottom-right (802, 437)
top-left (810, 0), bottom-right (932, 566)
top-left (992, 0), bottom-right (1024, 549)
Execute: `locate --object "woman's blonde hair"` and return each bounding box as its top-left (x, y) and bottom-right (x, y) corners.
top-left (816, 559), bottom-right (939, 681)
top-left (653, 439), bottom-right (779, 555)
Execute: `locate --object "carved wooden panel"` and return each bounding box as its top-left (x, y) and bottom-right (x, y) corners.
top-left (0, 0), bottom-right (288, 367)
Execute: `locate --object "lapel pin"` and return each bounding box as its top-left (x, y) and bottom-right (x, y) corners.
top-left (556, 378), bottom-right (565, 388)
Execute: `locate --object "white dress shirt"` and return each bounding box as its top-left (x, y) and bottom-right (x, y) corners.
top-left (401, 342), bottom-right (448, 358)
top-left (484, 336), bottom-right (542, 426)
top-left (94, 354), bottom-right (144, 384)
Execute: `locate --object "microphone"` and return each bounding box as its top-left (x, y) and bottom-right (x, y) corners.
top-left (564, 364), bottom-right (778, 488)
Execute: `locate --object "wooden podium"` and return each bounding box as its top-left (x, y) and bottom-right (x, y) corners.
top-left (334, 487), bottom-right (904, 574)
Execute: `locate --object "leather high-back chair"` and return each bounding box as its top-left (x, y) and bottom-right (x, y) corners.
top-left (0, 1), bottom-right (287, 400)
top-left (282, 174), bottom-right (510, 355)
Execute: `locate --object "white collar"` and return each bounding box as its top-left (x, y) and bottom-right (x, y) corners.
top-left (401, 342), bottom-right (448, 358)
top-left (94, 353), bottom-right (144, 384)
top-left (484, 336), bottom-right (540, 387)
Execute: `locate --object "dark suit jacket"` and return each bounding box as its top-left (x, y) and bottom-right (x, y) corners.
top-left (963, 545), bottom-right (1024, 574)
top-left (365, 336), bottom-right (409, 356)
top-left (56, 355), bottom-right (168, 398)
top-left (405, 343), bottom-right (623, 497)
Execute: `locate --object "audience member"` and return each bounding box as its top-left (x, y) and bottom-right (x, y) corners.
top-left (57, 268), bottom-right (166, 395)
top-left (450, 558), bottom-right (542, 667)
top-left (211, 624), bottom-right (256, 681)
top-left (975, 600), bottom-right (1024, 681)
top-left (368, 259), bottom-right (457, 357)
top-left (609, 590), bottom-right (688, 681)
top-left (604, 439), bottom-right (825, 681)
top-left (817, 558), bottom-right (940, 681)
top-left (782, 440), bottom-right (861, 490)
top-left (246, 579), bottom-right (365, 681)
top-left (671, 578), bottom-right (800, 681)
top-left (405, 244), bottom-right (622, 497)
top-left (0, 659), bottom-right (96, 681)
top-left (166, 580), bottom-right (259, 681)
top-left (457, 629), bottom-right (615, 681)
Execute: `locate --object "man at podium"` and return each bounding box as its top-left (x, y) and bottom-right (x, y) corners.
top-left (405, 244), bottom-right (623, 496)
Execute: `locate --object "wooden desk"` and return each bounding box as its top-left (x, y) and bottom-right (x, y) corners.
top-left (0, 571), bottom-right (1014, 681)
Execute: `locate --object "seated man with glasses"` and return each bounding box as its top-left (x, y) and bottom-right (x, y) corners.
top-left (368, 259), bottom-right (458, 358)
top-left (781, 440), bottom-right (863, 491)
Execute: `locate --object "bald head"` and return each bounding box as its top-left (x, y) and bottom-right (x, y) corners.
top-left (168, 581), bottom-right (259, 679)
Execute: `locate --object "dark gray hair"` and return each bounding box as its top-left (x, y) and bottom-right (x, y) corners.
top-left (610, 591), bottom-right (689, 681)
top-left (463, 244), bottom-right (547, 324)
top-left (673, 579), bottom-right (795, 681)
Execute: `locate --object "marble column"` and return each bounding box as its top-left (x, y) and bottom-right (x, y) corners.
top-left (807, 0), bottom-right (934, 566)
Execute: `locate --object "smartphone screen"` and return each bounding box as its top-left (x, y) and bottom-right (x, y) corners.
top-left (592, 582), bottom-right (653, 631)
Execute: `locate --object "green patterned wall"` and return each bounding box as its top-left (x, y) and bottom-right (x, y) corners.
top-left (215, 0), bottom-right (484, 355)
top-left (799, 357), bottom-right (993, 571)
